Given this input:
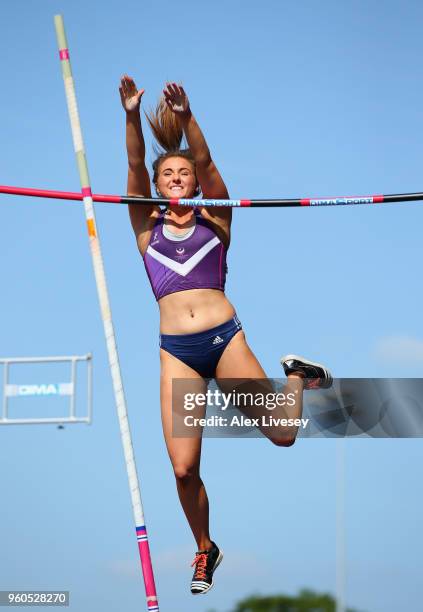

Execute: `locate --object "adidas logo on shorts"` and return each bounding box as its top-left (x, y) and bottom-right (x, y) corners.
top-left (212, 335), bottom-right (224, 345)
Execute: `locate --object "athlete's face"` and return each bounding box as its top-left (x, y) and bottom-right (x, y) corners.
top-left (156, 157), bottom-right (198, 199)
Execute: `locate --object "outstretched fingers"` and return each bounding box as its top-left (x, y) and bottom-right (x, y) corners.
top-left (121, 75), bottom-right (135, 94)
top-left (162, 82), bottom-right (189, 114)
top-left (119, 76), bottom-right (145, 111)
top-left (163, 81), bottom-right (179, 96)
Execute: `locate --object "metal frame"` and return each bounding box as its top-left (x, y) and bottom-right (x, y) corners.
top-left (0, 353), bottom-right (92, 425)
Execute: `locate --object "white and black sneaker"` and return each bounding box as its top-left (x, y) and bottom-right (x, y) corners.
top-left (190, 541), bottom-right (223, 595)
top-left (281, 354), bottom-right (333, 390)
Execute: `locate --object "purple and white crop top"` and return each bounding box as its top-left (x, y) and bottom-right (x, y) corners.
top-left (143, 210), bottom-right (227, 301)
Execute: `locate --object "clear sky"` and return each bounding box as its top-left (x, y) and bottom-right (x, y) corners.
top-left (1, 1), bottom-right (423, 611)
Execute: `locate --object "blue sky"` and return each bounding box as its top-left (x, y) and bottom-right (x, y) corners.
top-left (1, 1), bottom-right (423, 611)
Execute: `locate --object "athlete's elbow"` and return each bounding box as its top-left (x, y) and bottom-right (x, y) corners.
top-left (195, 154), bottom-right (213, 168)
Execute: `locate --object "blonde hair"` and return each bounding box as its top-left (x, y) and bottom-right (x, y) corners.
top-left (145, 97), bottom-right (198, 192)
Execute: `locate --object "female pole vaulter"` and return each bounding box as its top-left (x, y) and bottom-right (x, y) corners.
top-left (119, 76), bottom-right (332, 595)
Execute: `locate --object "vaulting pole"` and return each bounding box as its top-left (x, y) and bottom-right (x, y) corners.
top-left (54, 15), bottom-right (159, 612)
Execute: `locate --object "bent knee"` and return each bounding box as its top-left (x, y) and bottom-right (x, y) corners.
top-left (270, 435), bottom-right (297, 448)
top-left (173, 463), bottom-right (199, 481)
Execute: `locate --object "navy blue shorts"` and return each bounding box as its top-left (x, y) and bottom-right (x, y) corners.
top-left (160, 314), bottom-right (242, 379)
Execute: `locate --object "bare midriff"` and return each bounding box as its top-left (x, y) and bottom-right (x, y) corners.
top-left (158, 288), bottom-right (236, 335)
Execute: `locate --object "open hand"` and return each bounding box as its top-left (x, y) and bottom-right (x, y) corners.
top-left (119, 75), bottom-right (145, 112)
top-left (163, 82), bottom-right (190, 115)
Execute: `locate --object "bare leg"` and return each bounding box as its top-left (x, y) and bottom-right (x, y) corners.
top-left (215, 331), bottom-right (305, 446)
top-left (160, 348), bottom-right (212, 551)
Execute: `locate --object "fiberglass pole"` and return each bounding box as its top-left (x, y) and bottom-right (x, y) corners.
top-left (53, 15), bottom-right (159, 612)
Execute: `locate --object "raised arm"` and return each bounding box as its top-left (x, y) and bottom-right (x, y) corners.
top-left (163, 83), bottom-right (232, 239)
top-left (119, 76), bottom-right (159, 244)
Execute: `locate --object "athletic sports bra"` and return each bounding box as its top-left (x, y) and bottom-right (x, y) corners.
top-left (143, 210), bottom-right (227, 301)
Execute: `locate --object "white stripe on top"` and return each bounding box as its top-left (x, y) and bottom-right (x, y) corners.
top-left (146, 236), bottom-right (220, 277)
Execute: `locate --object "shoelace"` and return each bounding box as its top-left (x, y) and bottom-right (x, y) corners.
top-left (306, 378), bottom-right (321, 390)
top-left (191, 552), bottom-right (208, 580)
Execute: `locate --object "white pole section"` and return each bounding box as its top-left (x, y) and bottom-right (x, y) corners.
top-left (53, 15), bottom-right (159, 612)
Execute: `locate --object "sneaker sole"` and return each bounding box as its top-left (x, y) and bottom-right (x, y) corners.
top-left (191, 550), bottom-right (224, 595)
top-left (281, 354), bottom-right (333, 389)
